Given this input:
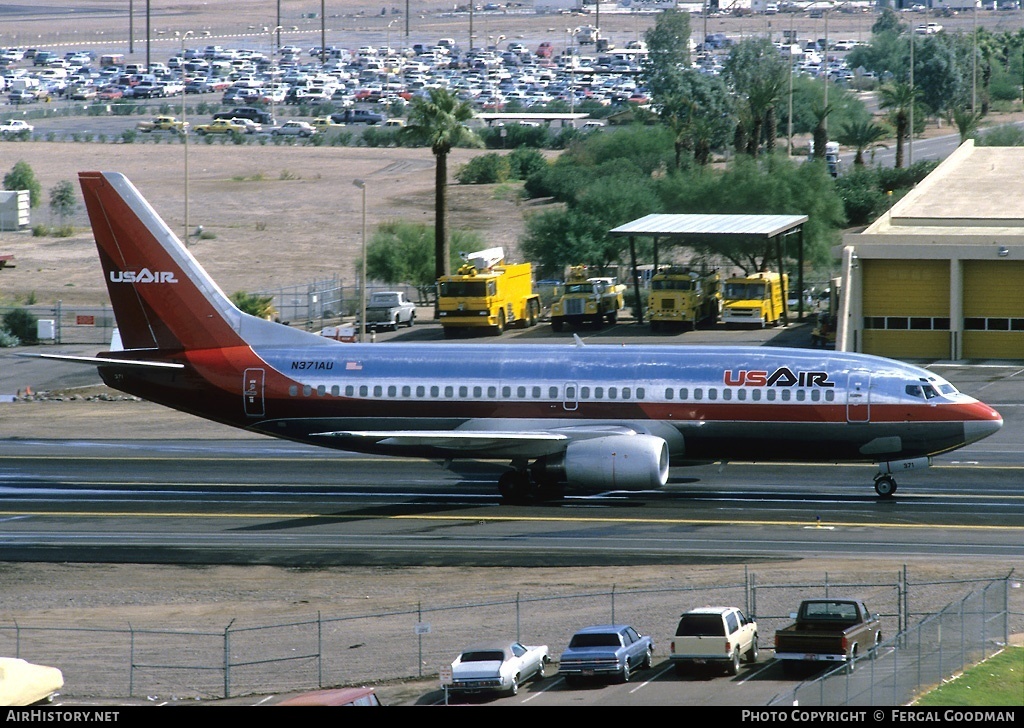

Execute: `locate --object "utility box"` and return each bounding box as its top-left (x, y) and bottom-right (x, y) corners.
top-left (0, 190), bottom-right (30, 231)
top-left (37, 319), bottom-right (55, 341)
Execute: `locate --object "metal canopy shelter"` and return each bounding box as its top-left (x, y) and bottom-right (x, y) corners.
top-left (608, 213), bottom-right (809, 325)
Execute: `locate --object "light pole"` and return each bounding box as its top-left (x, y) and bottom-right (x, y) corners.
top-left (181, 30), bottom-right (193, 245)
top-left (269, 25), bottom-right (283, 124)
top-left (353, 179), bottom-right (367, 343)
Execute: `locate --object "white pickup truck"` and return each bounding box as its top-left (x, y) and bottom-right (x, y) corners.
top-left (363, 291), bottom-right (416, 332)
top-left (669, 606), bottom-right (759, 676)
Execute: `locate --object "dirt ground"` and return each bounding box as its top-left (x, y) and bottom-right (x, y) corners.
top-left (2, 2), bottom-right (1024, 706)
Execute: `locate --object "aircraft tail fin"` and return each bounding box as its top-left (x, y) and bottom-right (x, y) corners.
top-left (79, 171), bottom-right (321, 353)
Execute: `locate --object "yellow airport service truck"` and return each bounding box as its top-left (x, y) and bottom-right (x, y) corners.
top-left (646, 266), bottom-right (721, 331)
top-left (436, 247), bottom-right (542, 337)
top-left (721, 270), bottom-right (788, 328)
top-left (549, 266), bottom-right (626, 331)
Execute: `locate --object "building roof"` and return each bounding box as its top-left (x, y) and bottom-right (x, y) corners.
top-left (609, 213), bottom-right (808, 241)
top-left (842, 142), bottom-right (1024, 257)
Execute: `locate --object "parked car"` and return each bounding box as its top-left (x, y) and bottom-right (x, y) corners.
top-left (229, 117), bottom-right (262, 134)
top-left (449, 640), bottom-right (550, 697)
top-left (194, 118), bottom-right (246, 135)
top-left (0, 658), bottom-right (63, 705)
top-left (272, 120), bottom-right (316, 137)
top-left (136, 115), bottom-right (188, 134)
top-left (212, 105), bottom-right (274, 126)
top-left (669, 606), bottom-right (759, 676)
top-left (0, 119), bottom-right (34, 136)
top-left (559, 624), bottom-right (654, 685)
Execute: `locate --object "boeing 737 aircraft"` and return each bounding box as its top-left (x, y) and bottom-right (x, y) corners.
top-left (37, 171), bottom-right (1003, 503)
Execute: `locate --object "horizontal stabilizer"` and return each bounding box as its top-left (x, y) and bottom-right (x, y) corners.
top-left (20, 352), bottom-right (185, 370)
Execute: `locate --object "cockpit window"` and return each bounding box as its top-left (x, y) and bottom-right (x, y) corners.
top-left (939, 384), bottom-right (957, 395)
top-left (907, 384), bottom-right (941, 399)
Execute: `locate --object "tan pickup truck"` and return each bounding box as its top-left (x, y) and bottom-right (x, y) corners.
top-left (136, 115), bottom-right (188, 134)
top-left (669, 606), bottom-right (758, 676)
top-left (774, 598), bottom-right (883, 675)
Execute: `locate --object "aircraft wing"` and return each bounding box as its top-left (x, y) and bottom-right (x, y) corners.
top-left (311, 424), bottom-right (643, 456)
top-left (20, 353), bottom-right (185, 370)
top-left (311, 429), bottom-right (568, 452)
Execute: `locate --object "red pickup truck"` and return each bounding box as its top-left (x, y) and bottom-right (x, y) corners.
top-left (774, 598), bottom-right (883, 675)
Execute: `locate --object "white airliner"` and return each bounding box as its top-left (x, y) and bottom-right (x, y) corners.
top-left (37, 172), bottom-right (1003, 503)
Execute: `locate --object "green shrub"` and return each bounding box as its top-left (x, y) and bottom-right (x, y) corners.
top-left (31, 225), bottom-right (49, 237)
top-left (3, 308), bottom-right (38, 344)
top-left (0, 328), bottom-right (20, 347)
top-left (508, 147), bottom-right (548, 180)
top-left (456, 153), bottom-right (511, 184)
top-left (362, 127), bottom-right (399, 147)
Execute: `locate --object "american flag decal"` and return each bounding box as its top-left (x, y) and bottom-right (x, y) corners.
top-left (345, 361), bottom-right (362, 370)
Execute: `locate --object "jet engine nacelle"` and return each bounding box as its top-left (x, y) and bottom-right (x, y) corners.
top-left (543, 434), bottom-right (670, 490)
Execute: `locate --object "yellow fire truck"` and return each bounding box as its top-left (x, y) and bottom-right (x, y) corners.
top-left (721, 270), bottom-right (789, 328)
top-left (550, 266), bottom-right (626, 331)
top-left (646, 266), bottom-right (721, 331)
top-left (436, 247), bottom-right (542, 337)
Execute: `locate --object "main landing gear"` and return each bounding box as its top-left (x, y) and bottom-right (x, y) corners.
top-left (873, 474), bottom-right (897, 498)
top-left (498, 464), bottom-right (563, 505)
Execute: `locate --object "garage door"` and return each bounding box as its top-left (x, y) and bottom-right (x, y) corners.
top-left (860, 259), bottom-right (950, 359)
top-left (962, 260), bottom-right (1024, 359)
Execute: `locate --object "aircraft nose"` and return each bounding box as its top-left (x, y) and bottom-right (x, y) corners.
top-left (964, 410), bottom-right (1003, 444)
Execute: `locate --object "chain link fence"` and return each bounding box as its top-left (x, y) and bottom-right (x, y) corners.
top-left (0, 278), bottom-right (427, 348)
top-left (769, 576), bottom-right (1013, 706)
top-left (0, 568), bottom-right (1017, 702)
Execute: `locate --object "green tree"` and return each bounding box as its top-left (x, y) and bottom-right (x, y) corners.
top-left (948, 105), bottom-right (982, 145)
top-left (658, 70), bottom-right (733, 167)
top-left (724, 38), bottom-right (788, 156)
top-left (400, 88), bottom-right (480, 280)
top-left (229, 291), bottom-right (276, 320)
top-left (366, 221), bottom-right (482, 302)
top-left (657, 156), bottom-right (845, 272)
top-left (641, 9), bottom-right (692, 102)
top-left (3, 160), bottom-right (42, 208)
top-left (879, 80), bottom-right (919, 169)
top-left (836, 119), bottom-right (890, 166)
top-left (48, 180), bottom-right (76, 224)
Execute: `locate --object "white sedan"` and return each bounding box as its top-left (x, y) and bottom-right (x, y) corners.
top-left (449, 640), bottom-right (550, 697)
top-left (0, 119), bottom-right (34, 135)
top-left (271, 120), bottom-right (317, 138)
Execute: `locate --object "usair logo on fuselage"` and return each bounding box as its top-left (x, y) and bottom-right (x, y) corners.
top-left (109, 269), bottom-right (178, 284)
top-left (723, 367), bottom-right (834, 387)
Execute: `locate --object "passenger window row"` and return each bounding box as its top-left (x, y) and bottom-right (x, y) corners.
top-left (286, 383), bottom-right (836, 402)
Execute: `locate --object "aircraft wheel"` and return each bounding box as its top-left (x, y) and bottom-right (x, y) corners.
top-left (874, 475), bottom-right (897, 498)
top-left (498, 471), bottom-right (533, 504)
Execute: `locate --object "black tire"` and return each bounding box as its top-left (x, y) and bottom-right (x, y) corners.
top-left (642, 646), bottom-right (653, 670)
top-left (875, 475), bottom-right (897, 497)
top-left (508, 675), bottom-right (519, 696)
top-left (746, 638), bottom-right (759, 663)
top-left (551, 318), bottom-right (563, 332)
top-left (492, 310), bottom-right (505, 336)
top-left (727, 648), bottom-right (740, 676)
top-left (620, 660), bottom-right (631, 683)
top-left (406, 312), bottom-right (415, 328)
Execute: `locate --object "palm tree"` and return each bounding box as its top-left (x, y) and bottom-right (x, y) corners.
top-left (401, 88), bottom-right (478, 279)
top-left (878, 81), bottom-right (918, 169)
top-left (836, 119), bottom-right (890, 166)
top-left (949, 105), bottom-right (982, 145)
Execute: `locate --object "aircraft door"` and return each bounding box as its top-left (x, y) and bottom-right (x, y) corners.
top-left (243, 368), bottom-right (265, 417)
top-left (846, 371), bottom-right (870, 423)
top-left (563, 382), bottom-right (578, 411)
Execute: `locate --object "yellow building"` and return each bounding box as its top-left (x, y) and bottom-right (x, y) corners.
top-left (837, 141), bottom-right (1024, 361)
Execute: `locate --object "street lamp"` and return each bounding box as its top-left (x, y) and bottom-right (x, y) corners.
top-left (181, 29), bottom-right (193, 245)
top-left (353, 179), bottom-right (367, 343)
